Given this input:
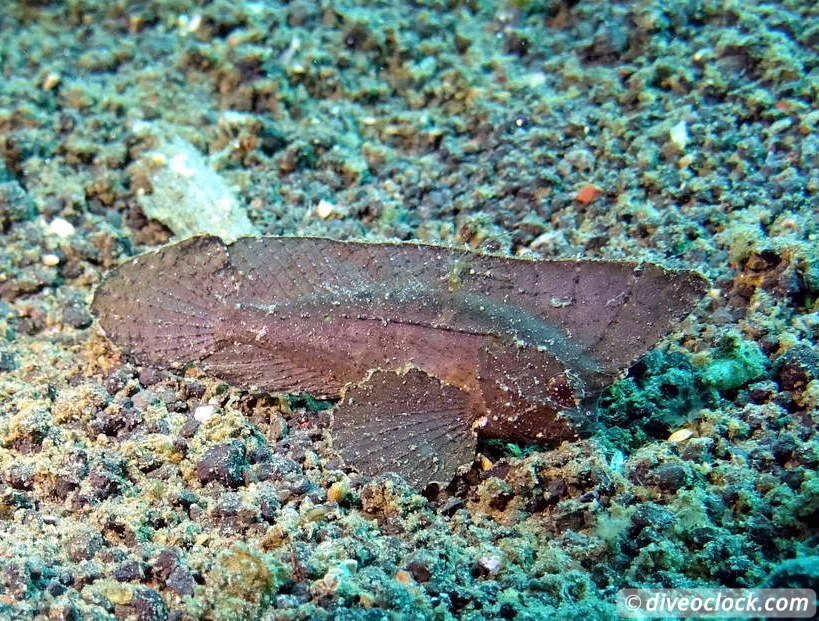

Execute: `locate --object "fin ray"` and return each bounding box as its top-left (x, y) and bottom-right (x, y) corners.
top-left (331, 367), bottom-right (478, 489)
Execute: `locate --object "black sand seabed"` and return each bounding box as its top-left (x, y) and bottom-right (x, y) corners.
top-left (0, 1), bottom-right (817, 619)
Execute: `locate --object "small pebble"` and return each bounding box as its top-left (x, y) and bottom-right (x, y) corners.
top-left (114, 561), bottom-right (145, 583)
top-left (41, 72), bottom-right (61, 91)
top-left (151, 549), bottom-right (179, 582)
top-left (196, 441), bottom-right (247, 488)
top-left (315, 199), bottom-right (347, 219)
top-left (654, 462), bottom-right (689, 492)
top-left (575, 184), bottom-right (601, 204)
top-left (669, 120), bottom-right (689, 150)
top-left (48, 217), bottom-right (75, 237)
top-left (127, 587), bottom-right (169, 621)
top-left (395, 569), bottom-right (413, 584)
top-left (327, 480), bottom-right (349, 503)
top-left (166, 567), bottom-right (195, 596)
top-left (478, 556), bottom-right (502, 573)
top-left (667, 428), bottom-right (694, 443)
top-left (62, 301), bottom-right (93, 329)
top-left (406, 559), bottom-right (431, 583)
top-left (194, 404), bottom-right (216, 423)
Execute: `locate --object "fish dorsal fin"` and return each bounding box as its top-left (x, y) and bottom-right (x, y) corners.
top-left (226, 237), bottom-right (706, 379)
top-left (224, 236), bottom-right (461, 310)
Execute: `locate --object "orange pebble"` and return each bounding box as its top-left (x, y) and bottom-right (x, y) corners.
top-left (575, 184), bottom-right (602, 204)
top-left (395, 570), bottom-right (413, 584)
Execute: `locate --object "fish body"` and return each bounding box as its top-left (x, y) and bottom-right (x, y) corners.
top-left (92, 235), bottom-right (706, 489)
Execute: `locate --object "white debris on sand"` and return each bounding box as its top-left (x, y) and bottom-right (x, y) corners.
top-left (48, 217), bottom-right (75, 237)
top-left (194, 404), bottom-right (217, 423)
top-left (132, 127), bottom-right (257, 241)
top-left (669, 120), bottom-right (689, 151)
top-left (315, 198), bottom-right (348, 220)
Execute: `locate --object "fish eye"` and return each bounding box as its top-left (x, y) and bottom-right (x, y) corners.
top-left (545, 372), bottom-right (585, 409)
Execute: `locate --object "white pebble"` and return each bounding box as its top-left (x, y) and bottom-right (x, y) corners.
top-left (316, 199), bottom-right (339, 219)
top-left (667, 428), bottom-right (694, 443)
top-left (478, 556), bottom-right (502, 573)
top-left (194, 404), bottom-right (217, 423)
top-left (669, 120), bottom-right (689, 150)
top-left (42, 254), bottom-right (60, 266)
top-left (48, 217), bottom-right (75, 237)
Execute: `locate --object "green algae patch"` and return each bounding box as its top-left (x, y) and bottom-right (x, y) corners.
top-left (202, 543), bottom-right (290, 621)
top-left (52, 382), bottom-right (109, 424)
top-left (88, 579), bottom-right (135, 606)
top-left (599, 334), bottom-right (770, 450)
top-left (699, 333), bottom-right (769, 391)
top-left (598, 350), bottom-right (705, 441)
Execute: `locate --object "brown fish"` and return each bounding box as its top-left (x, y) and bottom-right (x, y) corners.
top-left (91, 236), bottom-right (706, 489)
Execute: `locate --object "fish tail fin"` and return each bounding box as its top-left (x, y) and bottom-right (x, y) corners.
top-left (91, 235), bottom-right (234, 368)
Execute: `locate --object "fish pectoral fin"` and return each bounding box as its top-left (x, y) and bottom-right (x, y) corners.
top-left (330, 367), bottom-right (478, 491)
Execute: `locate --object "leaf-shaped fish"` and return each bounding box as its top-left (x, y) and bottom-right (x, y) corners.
top-left (92, 236), bottom-right (707, 489)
